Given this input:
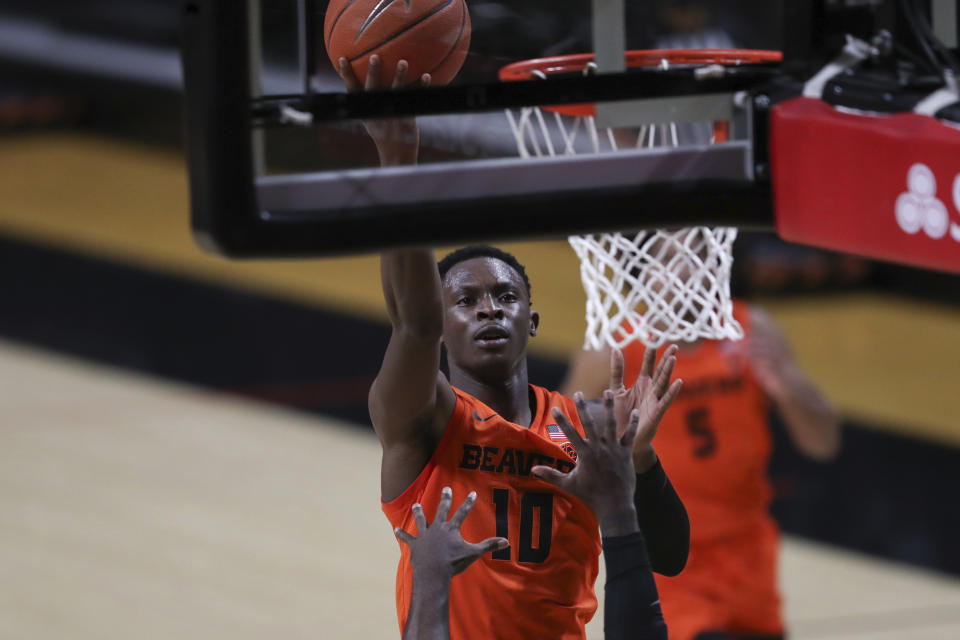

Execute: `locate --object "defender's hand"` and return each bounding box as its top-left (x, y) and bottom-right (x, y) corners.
top-left (395, 487), bottom-right (508, 580)
top-left (338, 55), bottom-right (430, 166)
top-left (532, 391), bottom-right (641, 536)
top-left (609, 345), bottom-right (683, 471)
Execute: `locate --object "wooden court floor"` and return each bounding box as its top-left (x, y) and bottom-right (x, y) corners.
top-left (4, 339), bottom-right (960, 640)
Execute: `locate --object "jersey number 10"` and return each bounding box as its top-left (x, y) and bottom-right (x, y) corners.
top-left (492, 489), bottom-right (553, 563)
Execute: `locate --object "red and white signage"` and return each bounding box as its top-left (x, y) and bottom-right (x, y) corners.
top-left (771, 96), bottom-right (960, 274)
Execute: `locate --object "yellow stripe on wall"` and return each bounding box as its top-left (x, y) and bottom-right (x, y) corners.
top-left (1, 133), bottom-right (958, 445)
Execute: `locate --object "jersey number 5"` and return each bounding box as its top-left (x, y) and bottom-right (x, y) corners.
top-left (686, 407), bottom-right (717, 458)
top-left (492, 489), bottom-right (553, 563)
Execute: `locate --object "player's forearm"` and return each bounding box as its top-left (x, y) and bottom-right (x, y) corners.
top-left (772, 365), bottom-right (842, 461)
top-left (602, 532), bottom-right (668, 640)
top-left (634, 459), bottom-right (689, 577)
top-left (381, 250), bottom-right (444, 336)
top-left (403, 571), bottom-right (452, 640)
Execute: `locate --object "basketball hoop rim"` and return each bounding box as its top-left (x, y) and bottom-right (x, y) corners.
top-left (498, 48), bottom-right (782, 117)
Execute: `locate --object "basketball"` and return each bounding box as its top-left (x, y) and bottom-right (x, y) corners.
top-left (324, 0), bottom-right (471, 86)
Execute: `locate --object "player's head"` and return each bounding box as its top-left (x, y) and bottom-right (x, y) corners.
top-left (438, 246), bottom-right (538, 382)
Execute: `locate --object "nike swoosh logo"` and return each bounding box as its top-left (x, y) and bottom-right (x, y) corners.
top-left (355, 0), bottom-right (413, 41)
top-left (473, 411), bottom-right (496, 422)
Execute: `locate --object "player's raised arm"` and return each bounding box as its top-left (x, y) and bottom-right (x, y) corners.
top-left (747, 306), bottom-right (842, 460)
top-left (370, 250), bottom-right (457, 500)
top-left (610, 345), bottom-right (690, 577)
top-left (532, 394), bottom-right (668, 639)
top-left (342, 55), bottom-right (453, 499)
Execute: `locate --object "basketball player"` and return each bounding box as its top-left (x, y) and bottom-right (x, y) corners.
top-left (398, 392), bottom-right (668, 640)
top-left (563, 298), bottom-right (842, 640)
top-left (340, 54), bottom-right (690, 640)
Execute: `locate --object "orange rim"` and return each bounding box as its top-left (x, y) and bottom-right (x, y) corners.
top-left (498, 48), bottom-right (782, 117)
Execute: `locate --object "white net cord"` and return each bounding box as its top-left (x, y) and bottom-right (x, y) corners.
top-left (568, 228), bottom-right (743, 350)
top-left (503, 57), bottom-right (744, 349)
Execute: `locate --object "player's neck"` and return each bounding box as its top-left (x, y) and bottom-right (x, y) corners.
top-left (449, 362), bottom-right (533, 427)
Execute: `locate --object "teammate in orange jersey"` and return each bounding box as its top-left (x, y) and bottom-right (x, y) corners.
top-left (397, 391), bottom-right (670, 640)
top-left (341, 55), bottom-right (690, 640)
top-left (563, 299), bottom-right (841, 640)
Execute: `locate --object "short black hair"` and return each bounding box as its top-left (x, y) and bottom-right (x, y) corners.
top-left (437, 245), bottom-right (532, 299)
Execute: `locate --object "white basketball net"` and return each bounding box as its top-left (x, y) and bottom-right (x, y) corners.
top-left (568, 228), bottom-right (741, 350)
top-left (504, 63), bottom-right (744, 349)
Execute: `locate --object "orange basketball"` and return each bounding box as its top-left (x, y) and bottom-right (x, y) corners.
top-left (324, 0), bottom-right (471, 87)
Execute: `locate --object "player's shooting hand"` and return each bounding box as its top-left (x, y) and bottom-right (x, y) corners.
top-left (609, 345), bottom-right (683, 472)
top-left (338, 54), bottom-right (431, 166)
top-left (532, 391), bottom-right (640, 536)
top-left (395, 487), bottom-right (508, 581)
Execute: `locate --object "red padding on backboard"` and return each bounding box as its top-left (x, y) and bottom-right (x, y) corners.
top-left (771, 96), bottom-right (960, 274)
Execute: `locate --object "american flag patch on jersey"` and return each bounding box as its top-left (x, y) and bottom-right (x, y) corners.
top-left (546, 424), bottom-right (566, 441)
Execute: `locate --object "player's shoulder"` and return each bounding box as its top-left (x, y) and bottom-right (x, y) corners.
top-left (532, 384), bottom-right (576, 409)
top-left (731, 297), bottom-right (754, 324)
top-left (728, 298), bottom-right (780, 340)
top-left (741, 303), bottom-right (783, 339)
top-left (538, 385), bottom-right (596, 437)
top-left (449, 386), bottom-right (484, 416)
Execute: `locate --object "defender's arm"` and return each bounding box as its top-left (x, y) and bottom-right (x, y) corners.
top-left (576, 347), bottom-right (690, 576)
top-left (573, 403), bottom-right (690, 577)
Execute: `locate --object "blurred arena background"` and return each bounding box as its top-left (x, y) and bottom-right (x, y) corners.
top-left (2, 1), bottom-right (960, 638)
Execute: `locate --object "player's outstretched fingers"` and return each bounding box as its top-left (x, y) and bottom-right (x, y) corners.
top-left (411, 502), bottom-right (428, 534)
top-left (638, 343), bottom-right (657, 381)
top-left (562, 398), bottom-right (591, 446)
top-left (549, 409), bottom-right (585, 454)
top-left (394, 526), bottom-right (415, 547)
top-left (391, 59), bottom-right (409, 89)
top-left (609, 347), bottom-right (626, 392)
top-left (620, 409), bottom-right (641, 448)
top-left (654, 344), bottom-right (678, 373)
top-left (602, 389), bottom-right (617, 441)
top-left (452, 537), bottom-right (509, 575)
top-left (652, 355), bottom-right (676, 397)
top-left (434, 486), bottom-right (453, 524)
top-left (653, 345), bottom-right (679, 397)
top-left (448, 490), bottom-right (478, 528)
top-left (365, 54), bottom-right (383, 91)
top-left (652, 379), bottom-right (684, 424)
top-left (472, 537), bottom-right (510, 556)
top-left (392, 65), bottom-right (431, 88)
top-left (338, 57), bottom-right (362, 92)
top-left (531, 463), bottom-right (568, 489)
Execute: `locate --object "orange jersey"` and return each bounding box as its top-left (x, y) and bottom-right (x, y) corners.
top-left (382, 385), bottom-right (601, 640)
top-left (621, 301), bottom-right (783, 637)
